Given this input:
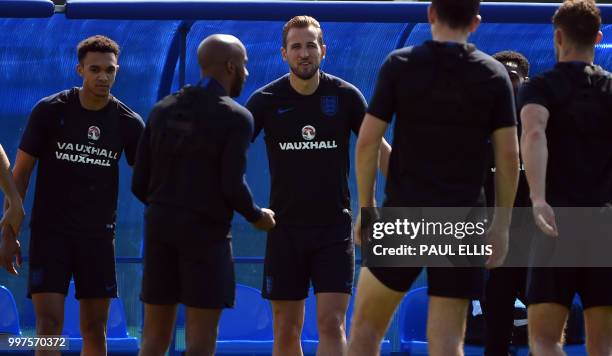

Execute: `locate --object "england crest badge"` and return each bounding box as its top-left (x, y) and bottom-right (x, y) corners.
top-left (321, 96), bottom-right (338, 117)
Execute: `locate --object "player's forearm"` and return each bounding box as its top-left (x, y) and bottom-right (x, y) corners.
top-left (356, 139), bottom-right (380, 207)
top-left (521, 128), bottom-right (548, 204)
top-left (12, 165), bottom-right (32, 203)
top-left (378, 138), bottom-right (391, 179)
top-left (0, 146), bottom-right (20, 203)
top-left (222, 176), bottom-right (262, 223)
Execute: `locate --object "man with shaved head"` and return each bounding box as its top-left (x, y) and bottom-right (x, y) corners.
top-left (133, 34), bottom-right (275, 356)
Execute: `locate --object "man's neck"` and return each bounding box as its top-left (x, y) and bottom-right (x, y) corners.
top-left (78, 88), bottom-right (111, 111)
top-left (432, 26), bottom-right (469, 44)
top-left (289, 71), bottom-right (320, 96)
top-left (558, 50), bottom-right (594, 65)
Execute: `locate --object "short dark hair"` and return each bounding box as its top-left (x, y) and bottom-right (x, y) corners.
top-left (431, 0), bottom-right (480, 29)
top-left (282, 15), bottom-right (324, 48)
top-left (492, 51), bottom-right (530, 78)
top-left (77, 35), bottom-right (120, 63)
top-left (553, 0), bottom-right (601, 48)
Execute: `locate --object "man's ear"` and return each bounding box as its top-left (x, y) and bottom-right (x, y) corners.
top-left (468, 14), bottom-right (482, 34)
top-left (595, 30), bottom-right (603, 45)
top-left (554, 28), bottom-right (563, 48)
top-left (226, 60), bottom-right (235, 75)
top-left (427, 5), bottom-right (435, 25)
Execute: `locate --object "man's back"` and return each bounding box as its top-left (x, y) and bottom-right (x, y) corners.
top-left (368, 41), bottom-right (516, 207)
top-left (519, 62), bottom-right (612, 206)
top-left (133, 79), bottom-right (261, 226)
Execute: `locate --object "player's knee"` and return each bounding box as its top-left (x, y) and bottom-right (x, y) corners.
top-left (585, 334), bottom-right (612, 356)
top-left (140, 337), bottom-right (171, 356)
top-left (317, 312), bottom-right (345, 339)
top-left (146, 330), bottom-right (173, 349)
top-left (36, 314), bottom-right (63, 334)
top-left (348, 316), bottom-right (383, 345)
top-left (80, 317), bottom-right (107, 339)
top-left (273, 319), bottom-right (301, 342)
top-left (529, 332), bottom-right (561, 354)
top-left (427, 328), bottom-right (463, 350)
top-left (185, 342), bottom-right (216, 356)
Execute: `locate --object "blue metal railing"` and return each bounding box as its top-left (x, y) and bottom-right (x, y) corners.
top-left (62, 1), bottom-right (612, 23)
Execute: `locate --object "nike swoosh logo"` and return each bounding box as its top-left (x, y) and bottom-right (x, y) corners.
top-left (277, 107), bottom-right (294, 115)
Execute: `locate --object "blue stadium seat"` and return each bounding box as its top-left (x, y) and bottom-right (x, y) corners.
top-left (0, 285), bottom-right (21, 335)
top-left (398, 287), bottom-right (484, 355)
top-left (302, 288), bottom-right (391, 355)
top-left (398, 287), bottom-right (428, 355)
top-left (62, 281), bottom-right (138, 353)
top-left (216, 284), bottom-right (274, 355)
top-left (174, 284), bottom-right (273, 355)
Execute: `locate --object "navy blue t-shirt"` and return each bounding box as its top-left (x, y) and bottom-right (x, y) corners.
top-left (368, 41), bottom-right (516, 207)
top-left (20, 88), bottom-right (144, 235)
top-left (246, 72), bottom-right (366, 226)
top-left (132, 79), bottom-right (262, 226)
top-left (518, 62), bottom-right (612, 206)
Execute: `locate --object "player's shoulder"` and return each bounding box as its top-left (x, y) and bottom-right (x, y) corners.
top-left (223, 96), bottom-right (252, 120)
top-left (525, 66), bottom-right (566, 92)
top-left (34, 87), bottom-right (75, 111)
top-left (252, 74), bottom-right (290, 97)
top-left (386, 44), bottom-right (430, 65)
top-left (111, 96), bottom-right (143, 126)
top-left (466, 48), bottom-right (509, 81)
top-left (320, 72), bottom-right (363, 96)
top-left (246, 75), bottom-right (290, 111)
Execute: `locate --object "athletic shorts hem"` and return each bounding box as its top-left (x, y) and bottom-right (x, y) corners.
top-left (261, 292), bottom-right (308, 301)
top-left (428, 287), bottom-right (482, 300)
top-left (313, 287), bottom-right (353, 295)
top-left (140, 295), bottom-right (179, 306)
top-left (27, 288), bottom-right (69, 299)
top-left (182, 300), bottom-right (234, 309)
top-left (75, 291), bottom-right (118, 300)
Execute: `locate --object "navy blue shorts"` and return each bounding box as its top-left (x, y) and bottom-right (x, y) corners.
top-left (527, 267), bottom-right (612, 309)
top-left (369, 266), bottom-right (485, 299)
top-left (262, 221), bottom-right (355, 300)
top-left (28, 227), bottom-right (117, 299)
top-left (140, 205), bottom-right (234, 309)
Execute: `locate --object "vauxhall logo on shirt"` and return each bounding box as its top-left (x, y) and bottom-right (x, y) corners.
top-left (278, 125), bottom-right (338, 151)
top-left (54, 126), bottom-right (118, 167)
top-left (87, 126), bottom-right (101, 141)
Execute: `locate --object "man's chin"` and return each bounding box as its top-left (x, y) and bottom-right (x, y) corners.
top-left (94, 90), bottom-right (110, 98)
top-left (291, 67), bottom-right (318, 81)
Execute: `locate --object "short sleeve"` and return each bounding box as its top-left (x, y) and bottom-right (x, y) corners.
top-left (517, 75), bottom-right (552, 113)
top-left (19, 100), bottom-right (52, 158)
top-left (348, 86), bottom-right (367, 135)
top-left (367, 54), bottom-right (397, 123)
top-left (122, 113), bottom-right (145, 166)
top-left (490, 70), bottom-right (518, 131)
top-left (245, 91), bottom-right (265, 142)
